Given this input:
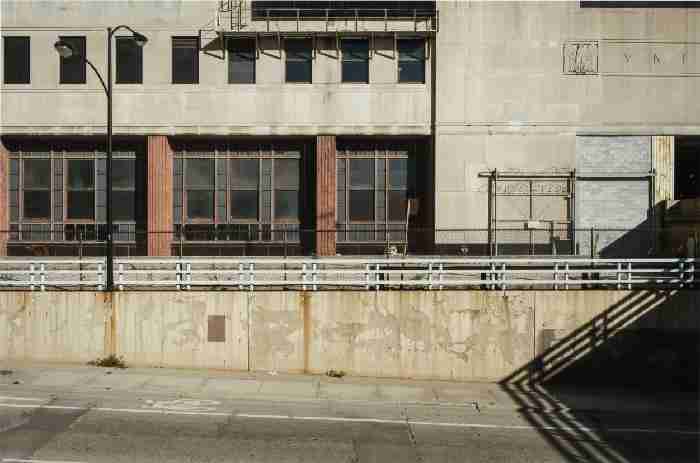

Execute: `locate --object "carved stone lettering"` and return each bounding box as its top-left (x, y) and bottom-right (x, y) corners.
top-left (564, 41), bottom-right (599, 74)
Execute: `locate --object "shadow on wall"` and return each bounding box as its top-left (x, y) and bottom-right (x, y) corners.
top-left (499, 290), bottom-right (699, 463)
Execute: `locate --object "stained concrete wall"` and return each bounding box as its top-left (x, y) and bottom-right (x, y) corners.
top-left (1, 290), bottom-right (697, 383)
top-left (434, 1), bottom-right (700, 233)
top-left (0, 1), bottom-right (431, 136)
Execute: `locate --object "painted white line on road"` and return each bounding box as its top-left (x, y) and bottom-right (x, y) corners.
top-left (0, 403), bottom-right (696, 436)
top-left (235, 413), bottom-right (700, 436)
top-left (3, 459), bottom-right (86, 463)
top-left (0, 396), bottom-right (46, 402)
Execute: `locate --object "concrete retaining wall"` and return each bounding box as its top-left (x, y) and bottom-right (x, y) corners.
top-left (1, 290), bottom-right (697, 383)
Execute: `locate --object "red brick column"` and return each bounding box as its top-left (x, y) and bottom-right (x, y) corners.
top-left (0, 140), bottom-right (8, 256)
top-left (147, 136), bottom-right (173, 256)
top-left (316, 135), bottom-right (336, 256)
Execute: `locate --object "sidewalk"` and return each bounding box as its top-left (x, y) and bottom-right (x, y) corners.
top-left (0, 360), bottom-right (697, 416)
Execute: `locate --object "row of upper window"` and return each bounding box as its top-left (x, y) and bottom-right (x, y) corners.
top-left (12, 155), bottom-right (410, 224)
top-left (2, 36), bottom-right (426, 85)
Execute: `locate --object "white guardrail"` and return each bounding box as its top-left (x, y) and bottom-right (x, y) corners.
top-left (0, 257), bottom-right (696, 291)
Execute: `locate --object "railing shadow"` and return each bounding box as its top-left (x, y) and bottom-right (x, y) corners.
top-left (499, 290), bottom-right (699, 462)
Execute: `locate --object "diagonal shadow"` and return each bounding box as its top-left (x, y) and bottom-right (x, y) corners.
top-left (499, 289), bottom-right (699, 463)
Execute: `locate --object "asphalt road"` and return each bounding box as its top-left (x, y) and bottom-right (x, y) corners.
top-left (0, 382), bottom-right (697, 463)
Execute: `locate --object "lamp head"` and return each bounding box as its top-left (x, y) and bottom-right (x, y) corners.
top-left (132, 32), bottom-right (148, 47)
top-left (54, 40), bottom-right (75, 58)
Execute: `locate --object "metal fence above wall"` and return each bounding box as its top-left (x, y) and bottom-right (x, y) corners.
top-left (0, 257), bottom-right (695, 291)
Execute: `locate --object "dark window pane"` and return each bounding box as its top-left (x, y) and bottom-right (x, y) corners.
top-left (350, 159), bottom-right (374, 188)
top-left (398, 39), bottom-right (425, 83)
top-left (23, 159), bottom-right (50, 188)
top-left (23, 191), bottom-right (50, 219)
top-left (3, 36), bottom-right (30, 84)
top-left (342, 61), bottom-right (369, 83)
top-left (398, 61), bottom-right (425, 83)
top-left (67, 191), bottom-right (95, 219)
top-left (230, 159), bottom-right (259, 187)
top-left (349, 190), bottom-right (374, 221)
top-left (187, 191), bottom-right (214, 219)
top-left (285, 61), bottom-right (312, 83)
top-left (186, 159), bottom-right (214, 187)
top-left (59, 36), bottom-right (86, 84)
top-left (388, 159), bottom-right (408, 188)
top-left (112, 190), bottom-right (135, 221)
top-left (68, 160), bottom-right (94, 189)
top-left (172, 37), bottom-right (199, 84)
top-left (388, 190), bottom-right (407, 221)
top-left (285, 39), bottom-right (312, 83)
top-left (116, 37), bottom-right (143, 84)
top-left (112, 159), bottom-right (135, 189)
top-left (228, 39), bottom-right (256, 84)
top-left (342, 39), bottom-right (369, 60)
top-left (230, 190), bottom-right (259, 220)
top-left (275, 158), bottom-right (299, 189)
top-left (275, 190), bottom-right (299, 220)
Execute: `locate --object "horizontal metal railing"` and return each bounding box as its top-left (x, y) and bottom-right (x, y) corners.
top-left (0, 257), bottom-right (695, 291)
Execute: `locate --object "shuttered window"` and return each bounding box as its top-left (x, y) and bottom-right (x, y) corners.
top-left (116, 37), bottom-right (143, 84)
top-left (172, 37), bottom-right (199, 84)
top-left (3, 36), bottom-right (30, 84)
top-left (59, 36), bottom-right (86, 84)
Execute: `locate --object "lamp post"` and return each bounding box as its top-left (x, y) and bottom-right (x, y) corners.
top-left (55, 27), bottom-right (147, 291)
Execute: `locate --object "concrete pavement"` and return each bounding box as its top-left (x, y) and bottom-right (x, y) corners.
top-left (0, 362), bottom-right (698, 462)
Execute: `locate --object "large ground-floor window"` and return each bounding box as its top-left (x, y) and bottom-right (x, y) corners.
top-left (172, 139), bottom-right (310, 249)
top-left (5, 137), bottom-right (145, 256)
top-left (336, 138), bottom-right (428, 248)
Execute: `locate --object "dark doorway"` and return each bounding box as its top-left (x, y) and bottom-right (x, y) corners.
top-left (675, 136), bottom-right (700, 200)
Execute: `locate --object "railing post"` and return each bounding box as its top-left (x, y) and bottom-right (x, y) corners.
top-left (39, 263), bottom-right (46, 292)
top-left (438, 263), bottom-right (444, 290)
top-left (428, 262), bottom-right (433, 290)
top-left (249, 262), bottom-right (254, 291)
top-left (565, 262), bottom-right (570, 290)
top-left (176, 262), bottom-right (182, 290)
top-left (312, 262), bottom-right (318, 291)
top-left (501, 262), bottom-right (506, 291)
top-left (29, 263), bottom-right (35, 291)
top-left (679, 260), bottom-right (685, 289)
top-left (186, 262), bottom-right (192, 290)
top-left (689, 260), bottom-right (695, 287)
top-left (118, 263), bottom-right (124, 291)
top-left (616, 262), bottom-right (622, 290)
top-left (375, 263), bottom-right (380, 291)
top-left (302, 263), bottom-right (307, 291)
top-left (97, 262), bottom-right (104, 291)
top-left (554, 263), bottom-right (559, 290)
top-left (238, 263), bottom-right (244, 290)
top-left (627, 262), bottom-right (632, 290)
top-left (365, 263), bottom-right (370, 290)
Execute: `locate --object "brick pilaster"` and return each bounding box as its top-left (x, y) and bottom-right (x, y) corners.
top-left (316, 135), bottom-right (336, 256)
top-left (147, 136), bottom-right (173, 256)
top-left (0, 140), bottom-right (8, 256)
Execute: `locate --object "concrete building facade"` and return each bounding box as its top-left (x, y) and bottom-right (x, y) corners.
top-left (1, 1), bottom-right (699, 257)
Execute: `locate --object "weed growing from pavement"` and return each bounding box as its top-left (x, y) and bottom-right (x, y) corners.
top-left (88, 354), bottom-right (127, 369)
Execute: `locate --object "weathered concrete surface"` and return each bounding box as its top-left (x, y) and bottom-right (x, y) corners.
top-left (115, 292), bottom-right (249, 370)
top-left (0, 290), bottom-right (697, 383)
top-left (307, 291), bottom-right (534, 381)
top-left (0, 292), bottom-right (105, 362)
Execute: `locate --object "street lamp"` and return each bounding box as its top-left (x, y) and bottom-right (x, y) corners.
top-left (54, 26), bottom-right (147, 291)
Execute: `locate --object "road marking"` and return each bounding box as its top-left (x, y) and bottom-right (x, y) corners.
top-left (0, 396), bottom-right (45, 401)
top-left (142, 399), bottom-right (221, 412)
top-left (0, 403), bottom-right (696, 436)
top-left (3, 459), bottom-right (86, 463)
top-left (234, 413), bottom-right (700, 436)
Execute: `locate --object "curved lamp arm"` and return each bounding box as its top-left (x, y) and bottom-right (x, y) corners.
top-left (83, 57), bottom-right (109, 96)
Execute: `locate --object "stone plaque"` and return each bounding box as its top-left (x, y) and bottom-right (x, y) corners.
top-left (208, 315), bottom-right (226, 343)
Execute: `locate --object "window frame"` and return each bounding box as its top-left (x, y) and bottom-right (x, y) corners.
top-left (59, 36), bottom-right (86, 84)
top-left (227, 37), bottom-right (257, 84)
top-left (171, 36), bottom-right (199, 84)
top-left (184, 158), bottom-right (216, 223)
top-left (21, 158), bottom-right (52, 222)
top-left (111, 157), bottom-right (138, 222)
top-left (115, 36), bottom-right (144, 84)
top-left (341, 38), bottom-right (370, 84)
top-left (397, 38), bottom-right (426, 84)
top-left (229, 157), bottom-right (260, 222)
top-left (284, 38), bottom-right (313, 84)
top-left (3, 36), bottom-right (31, 84)
top-left (65, 158), bottom-right (96, 222)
